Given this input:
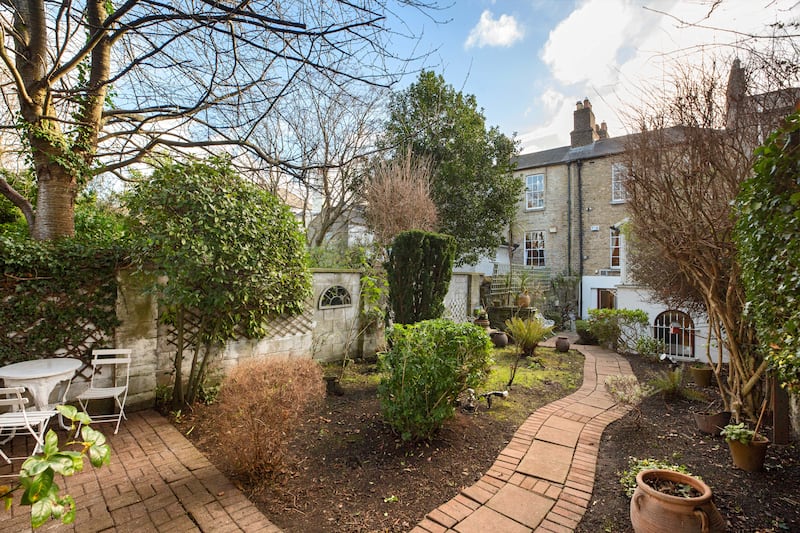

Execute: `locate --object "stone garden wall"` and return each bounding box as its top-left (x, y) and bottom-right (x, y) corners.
top-left (110, 270), bottom-right (479, 408)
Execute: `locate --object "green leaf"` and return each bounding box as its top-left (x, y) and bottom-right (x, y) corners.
top-left (20, 469), bottom-right (54, 505)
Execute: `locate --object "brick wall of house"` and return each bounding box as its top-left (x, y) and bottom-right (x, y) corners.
top-left (577, 157), bottom-right (628, 275)
top-left (514, 164), bottom-right (575, 275)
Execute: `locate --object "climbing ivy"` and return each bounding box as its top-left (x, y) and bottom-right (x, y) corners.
top-left (0, 199), bottom-right (127, 364)
top-left (734, 111), bottom-right (800, 391)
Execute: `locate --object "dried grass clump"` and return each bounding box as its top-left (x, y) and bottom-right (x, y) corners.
top-left (213, 357), bottom-right (324, 482)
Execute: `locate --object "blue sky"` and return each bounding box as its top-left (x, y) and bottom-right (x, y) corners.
top-left (390, 0), bottom-right (799, 153)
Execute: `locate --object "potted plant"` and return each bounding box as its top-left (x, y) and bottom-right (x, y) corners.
top-left (720, 422), bottom-right (770, 471)
top-left (688, 362), bottom-right (713, 388)
top-left (515, 270), bottom-right (531, 308)
top-left (630, 469), bottom-right (725, 533)
top-left (693, 401), bottom-right (731, 435)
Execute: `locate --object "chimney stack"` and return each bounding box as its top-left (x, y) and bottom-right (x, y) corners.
top-left (570, 98), bottom-right (599, 147)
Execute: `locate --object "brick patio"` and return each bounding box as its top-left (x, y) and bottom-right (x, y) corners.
top-left (1, 411), bottom-right (280, 532)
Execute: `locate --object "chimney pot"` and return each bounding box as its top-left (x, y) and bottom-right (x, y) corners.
top-left (583, 98), bottom-right (591, 109)
top-left (576, 101), bottom-right (583, 110)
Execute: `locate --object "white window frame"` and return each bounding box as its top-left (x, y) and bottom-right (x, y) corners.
top-left (524, 230), bottom-right (546, 267)
top-left (610, 229), bottom-right (621, 269)
top-left (611, 163), bottom-right (628, 203)
top-left (525, 173), bottom-right (545, 210)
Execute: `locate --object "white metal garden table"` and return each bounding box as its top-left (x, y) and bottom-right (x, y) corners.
top-left (0, 358), bottom-right (82, 410)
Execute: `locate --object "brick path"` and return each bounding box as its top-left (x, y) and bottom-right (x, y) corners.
top-left (1, 410), bottom-right (279, 532)
top-left (413, 337), bottom-right (634, 533)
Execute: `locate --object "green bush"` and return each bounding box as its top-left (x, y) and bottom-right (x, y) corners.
top-left (587, 308), bottom-right (649, 353)
top-left (385, 230), bottom-right (456, 324)
top-left (635, 336), bottom-right (666, 360)
top-left (575, 319), bottom-right (598, 345)
top-left (378, 319), bottom-right (493, 441)
top-left (734, 112), bottom-right (800, 392)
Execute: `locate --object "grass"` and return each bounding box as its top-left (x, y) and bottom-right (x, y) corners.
top-left (323, 345), bottom-right (584, 428)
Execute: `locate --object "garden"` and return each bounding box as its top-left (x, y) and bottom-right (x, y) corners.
top-left (173, 341), bottom-right (584, 532)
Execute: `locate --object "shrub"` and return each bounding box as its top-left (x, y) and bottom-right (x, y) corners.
top-left (635, 335), bottom-right (666, 361)
top-left (575, 319), bottom-right (598, 345)
top-left (734, 112), bottom-right (800, 392)
top-left (213, 357), bottom-right (324, 482)
top-left (586, 308), bottom-right (649, 353)
top-left (504, 316), bottom-right (554, 387)
top-left (378, 319), bottom-right (493, 441)
top-left (647, 367), bottom-right (706, 402)
top-left (619, 457), bottom-right (696, 497)
top-left (604, 375), bottom-right (652, 422)
top-left (385, 230), bottom-right (457, 324)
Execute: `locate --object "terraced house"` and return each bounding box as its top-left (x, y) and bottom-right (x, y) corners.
top-left (508, 61), bottom-right (800, 363)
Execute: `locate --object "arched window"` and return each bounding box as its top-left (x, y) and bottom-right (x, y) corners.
top-left (653, 310), bottom-right (695, 359)
top-left (319, 285), bottom-right (352, 309)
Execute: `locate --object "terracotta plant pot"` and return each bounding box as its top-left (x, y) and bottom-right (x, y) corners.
top-left (489, 331), bottom-right (508, 348)
top-left (474, 318), bottom-right (490, 329)
top-left (689, 366), bottom-right (713, 388)
top-left (727, 436), bottom-right (770, 471)
top-left (693, 411), bottom-right (731, 435)
top-left (555, 336), bottom-right (570, 353)
top-left (630, 469), bottom-right (725, 533)
top-left (516, 292), bottom-right (531, 308)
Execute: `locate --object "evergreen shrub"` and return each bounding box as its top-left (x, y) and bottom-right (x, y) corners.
top-left (378, 319), bottom-right (493, 441)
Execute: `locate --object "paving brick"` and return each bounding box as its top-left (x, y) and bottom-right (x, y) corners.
top-left (486, 483), bottom-right (555, 529)
top-left (454, 506), bottom-right (532, 533)
top-left (517, 440), bottom-right (573, 484)
top-left (417, 518), bottom-right (449, 533)
top-left (428, 508), bottom-right (459, 528)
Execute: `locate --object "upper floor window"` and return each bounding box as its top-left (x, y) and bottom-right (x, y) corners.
top-left (610, 229), bottom-right (621, 269)
top-left (611, 163), bottom-right (628, 203)
top-left (524, 230), bottom-right (546, 267)
top-left (526, 174), bottom-right (545, 210)
top-left (319, 285), bottom-right (352, 309)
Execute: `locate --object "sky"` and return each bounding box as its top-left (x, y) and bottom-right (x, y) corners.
top-left (391, 0), bottom-right (799, 154)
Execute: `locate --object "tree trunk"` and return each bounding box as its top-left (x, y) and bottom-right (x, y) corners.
top-left (32, 164), bottom-right (77, 240)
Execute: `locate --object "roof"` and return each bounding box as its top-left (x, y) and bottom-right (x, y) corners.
top-left (512, 127), bottom-right (692, 171)
top-left (513, 135), bottom-right (630, 171)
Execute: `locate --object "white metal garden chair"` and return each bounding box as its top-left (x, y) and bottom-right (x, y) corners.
top-left (75, 349), bottom-right (132, 435)
top-left (0, 387), bottom-right (57, 469)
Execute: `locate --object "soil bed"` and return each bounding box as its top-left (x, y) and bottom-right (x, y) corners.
top-left (174, 347), bottom-right (583, 532)
top-left (576, 353), bottom-right (800, 533)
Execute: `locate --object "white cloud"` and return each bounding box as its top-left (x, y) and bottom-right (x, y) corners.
top-left (540, 0), bottom-right (638, 87)
top-left (464, 10), bottom-right (524, 49)
top-left (522, 0), bottom-right (800, 151)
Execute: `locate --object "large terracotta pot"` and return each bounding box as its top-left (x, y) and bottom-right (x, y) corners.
top-left (555, 336), bottom-right (571, 353)
top-left (490, 331), bottom-right (508, 347)
top-left (689, 366), bottom-right (713, 388)
top-left (516, 292), bottom-right (531, 307)
top-left (727, 436), bottom-right (770, 471)
top-left (693, 411), bottom-right (731, 435)
top-left (630, 469), bottom-right (725, 533)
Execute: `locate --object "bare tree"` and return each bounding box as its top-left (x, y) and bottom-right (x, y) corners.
top-left (0, 0), bottom-right (440, 240)
top-left (364, 148), bottom-right (437, 249)
top-left (265, 75), bottom-right (387, 247)
top-left (623, 57), bottom-right (798, 420)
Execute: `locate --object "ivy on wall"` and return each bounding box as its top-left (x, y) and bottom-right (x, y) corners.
top-left (0, 204), bottom-right (127, 365)
top-left (735, 111), bottom-right (800, 391)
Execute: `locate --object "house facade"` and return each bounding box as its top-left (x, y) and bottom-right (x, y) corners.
top-left (511, 98), bottom-right (715, 362)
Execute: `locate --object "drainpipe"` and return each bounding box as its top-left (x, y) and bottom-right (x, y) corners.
top-left (566, 162), bottom-right (572, 276)
top-left (577, 160), bottom-right (584, 317)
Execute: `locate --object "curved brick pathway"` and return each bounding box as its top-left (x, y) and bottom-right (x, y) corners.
top-left (413, 337), bottom-right (634, 533)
